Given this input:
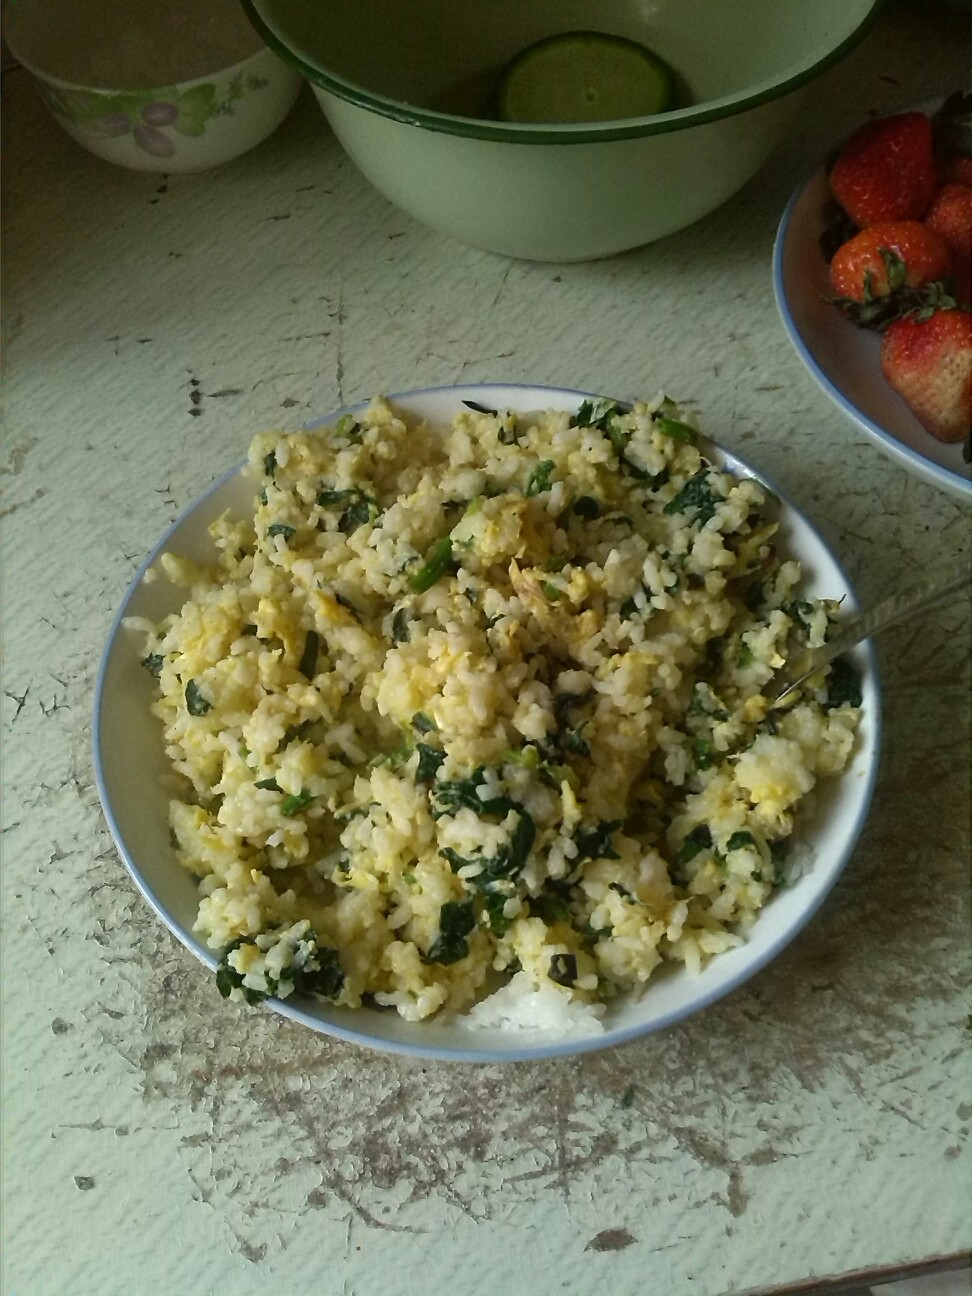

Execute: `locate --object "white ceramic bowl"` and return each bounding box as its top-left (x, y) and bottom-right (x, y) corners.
top-left (4, 0), bottom-right (302, 173)
top-left (773, 106), bottom-right (972, 502)
top-left (241, 0), bottom-right (880, 261)
top-left (94, 383), bottom-right (882, 1062)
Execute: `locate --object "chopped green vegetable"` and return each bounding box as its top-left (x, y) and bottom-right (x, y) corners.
top-left (726, 831), bottom-right (756, 852)
top-left (415, 744), bottom-right (445, 784)
top-left (298, 945), bottom-right (345, 1000)
top-left (737, 643), bottom-right (754, 668)
top-left (503, 745), bottom-right (561, 789)
top-left (409, 538), bottom-right (453, 593)
top-left (571, 495), bottom-right (601, 520)
top-left (541, 581), bottom-right (563, 600)
top-left (412, 712), bottom-right (438, 734)
top-left (529, 893), bottom-right (571, 925)
top-left (571, 397), bottom-right (620, 430)
top-left (462, 399), bottom-right (498, 416)
top-left (588, 413), bottom-right (656, 483)
top-left (787, 599), bottom-right (815, 630)
top-left (441, 847), bottom-right (474, 874)
top-left (693, 737), bottom-right (715, 770)
top-left (563, 726), bottom-right (590, 757)
top-left (827, 657), bottom-right (862, 709)
top-left (424, 899), bottom-right (476, 965)
top-left (653, 414), bottom-right (697, 443)
top-left (391, 608), bottom-right (410, 643)
top-left (262, 451), bottom-right (277, 478)
top-left (185, 679), bottom-right (212, 716)
top-left (369, 743), bottom-right (411, 771)
top-left (606, 418), bottom-right (628, 459)
top-left (333, 592), bottom-right (360, 618)
top-left (215, 960), bottom-right (244, 1001)
top-left (282, 718), bottom-right (318, 746)
top-left (769, 839), bottom-right (789, 887)
top-left (548, 952), bottom-right (578, 987)
top-left (316, 486), bottom-right (377, 533)
top-left (339, 497), bottom-right (374, 533)
top-left (431, 767), bottom-right (491, 817)
top-left (525, 459), bottom-right (556, 497)
top-left (214, 939), bottom-right (265, 1004)
top-left (255, 777), bottom-right (282, 791)
top-left (506, 807), bottom-right (537, 873)
top-left (317, 487), bottom-right (356, 507)
top-left (574, 820), bottom-right (623, 863)
top-left (676, 825), bottom-right (712, 867)
top-left (432, 772), bottom-right (529, 830)
top-left (439, 805), bottom-right (536, 893)
top-left (142, 651), bottom-right (164, 678)
top-left (267, 522), bottom-right (295, 541)
top-left (214, 931), bottom-right (343, 1006)
top-left (663, 468), bottom-right (720, 524)
top-left (298, 630), bottom-right (320, 680)
top-left (541, 690), bottom-right (598, 763)
top-left (281, 789), bottom-right (314, 816)
top-left (483, 893), bottom-right (511, 936)
top-left (334, 413), bottom-right (359, 438)
top-left (686, 687), bottom-right (707, 717)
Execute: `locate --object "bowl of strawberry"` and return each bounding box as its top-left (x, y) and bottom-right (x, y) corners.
top-left (774, 93), bottom-right (972, 500)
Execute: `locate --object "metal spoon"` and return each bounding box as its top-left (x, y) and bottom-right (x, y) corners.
top-left (770, 554), bottom-right (971, 706)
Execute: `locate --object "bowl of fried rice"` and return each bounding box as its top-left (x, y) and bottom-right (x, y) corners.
top-left (94, 383), bottom-right (881, 1061)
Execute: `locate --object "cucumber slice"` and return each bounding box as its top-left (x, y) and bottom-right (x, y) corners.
top-left (495, 30), bottom-right (676, 124)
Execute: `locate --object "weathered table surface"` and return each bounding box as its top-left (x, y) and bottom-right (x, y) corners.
top-left (2, 4), bottom-right (970, 1293)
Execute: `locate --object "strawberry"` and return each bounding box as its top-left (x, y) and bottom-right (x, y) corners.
top-left (830, 112), bottom-right (937, 226)
top-left (880, 308), bottom-right (972, 444)
top-left (924, 184), bottom-right (972, 304)
top-left (828, 221), bottom-right (951, 326)
top-left (941, 155), bottom-right (972, 188)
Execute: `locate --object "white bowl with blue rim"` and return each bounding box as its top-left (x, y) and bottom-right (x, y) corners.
top-left (773, 105), bottom-right (972, 502)
top-left (93, 383), bottom-right (882, 1062)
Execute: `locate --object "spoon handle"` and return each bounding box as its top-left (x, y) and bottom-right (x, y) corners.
top-left (771, 554), bottom-right (971, 704)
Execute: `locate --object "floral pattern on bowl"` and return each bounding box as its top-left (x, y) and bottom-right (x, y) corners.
top-left (38, 72), bottom-right (272, 159)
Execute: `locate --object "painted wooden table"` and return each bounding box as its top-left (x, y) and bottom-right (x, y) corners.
top-left (2, 4), bottom-right (970, 1293)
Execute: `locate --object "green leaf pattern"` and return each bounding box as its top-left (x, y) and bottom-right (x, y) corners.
top-left (38, 74), bottom-right (271, 156)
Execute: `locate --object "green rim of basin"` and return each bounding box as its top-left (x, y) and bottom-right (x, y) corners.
top-left (241, 0), bottom-right (885, 144)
